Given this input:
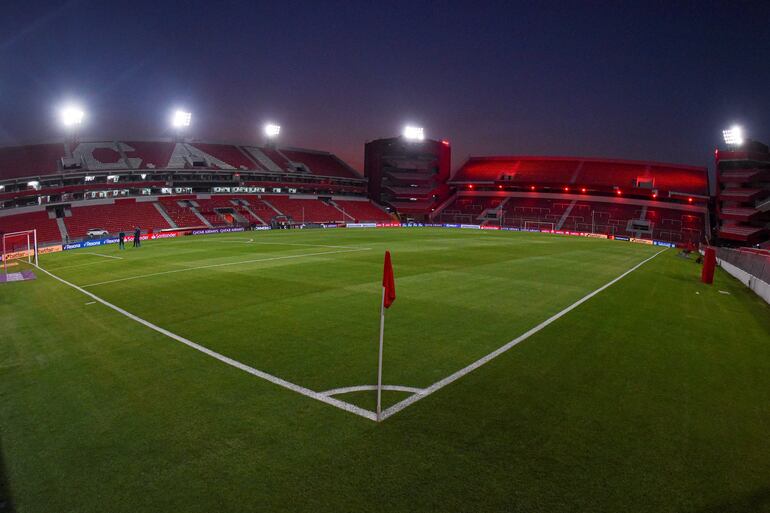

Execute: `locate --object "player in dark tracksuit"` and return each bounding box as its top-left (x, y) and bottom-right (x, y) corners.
top-left (133, 227), bottom-right (141, 248)
top-left (118, 231), bottom-right (125, 249)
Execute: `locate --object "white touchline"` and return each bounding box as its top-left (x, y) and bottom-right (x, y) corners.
top-left (321, 385), bottom-right (424, 397)
top-left (34, 264), bottom-right (378, 422)
top-left (81, 247), bottom-right (371, 288)
top-left (379, 248), bottom-right (668, 421)
top-left (82, 252), bottom-right (123, 259)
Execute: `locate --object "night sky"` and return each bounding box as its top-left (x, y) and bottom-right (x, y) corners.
top-left (1, 1), bottom-right (768, 172)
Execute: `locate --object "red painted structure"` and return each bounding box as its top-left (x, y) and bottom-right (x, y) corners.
top-left (714, 139), bottom-right (770, 246)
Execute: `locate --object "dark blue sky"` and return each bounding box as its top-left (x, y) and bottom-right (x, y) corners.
top-left (1, 1), bottom-right (768, 171)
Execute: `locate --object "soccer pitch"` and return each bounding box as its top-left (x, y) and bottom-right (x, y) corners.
top-left (1, 228), bottom-right (769, 512)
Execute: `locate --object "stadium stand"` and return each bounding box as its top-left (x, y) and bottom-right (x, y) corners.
top-left (437, 192), bottom-right (707, 243)
top-left (0, 210), bottom-right (62, 243)
top-left (453, 156), bottom-right (709, 196)
top-left (0, 144), bottom-right (66, 179)
top-left (158, 197), bottom-right (206, 228)
top-left (64, 199), bottom-right (171, 238)
top-left (0, 140), bottom-right (716, 247)
top-left (281, 149), bottom-right (360, 179)
top-left (264, 195), bottom-right (346, 223)
top-left (189, 143), bottom-right (256, 170)
top-left (333, 199), bottom-right (393, 222)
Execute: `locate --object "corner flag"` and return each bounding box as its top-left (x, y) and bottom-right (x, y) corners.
top-left (382, 250), bottom-right (396, 308)
top-left (377, 250), bottom-right (396, 420)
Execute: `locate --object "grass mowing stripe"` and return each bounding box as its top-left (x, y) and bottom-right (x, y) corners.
top-left (380, 248), bottom-right (668, 421)
top-left (79, 247), bottom-right (372, 288)
top-left (33, 263), bottom-right (379, 422)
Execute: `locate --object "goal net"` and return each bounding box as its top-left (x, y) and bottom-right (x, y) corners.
top-left (523, 221), bottom-right (555, 232)
top-left (2, 230), bottom-right (38, 272)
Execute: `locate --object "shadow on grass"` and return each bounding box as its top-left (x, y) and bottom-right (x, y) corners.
top-left (693, 487), bottom-right (770, 513)
top-left (0, 436), bottom-right (15, 513)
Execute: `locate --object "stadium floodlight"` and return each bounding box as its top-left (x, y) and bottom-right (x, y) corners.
top-left (403, 125), bottom-right (425, 141)
top-left (264, 123), bottom-right (281, 138)
top-left (172, 110), bottom-right (192, 128)
top-left (722, 125), bottom-right (743, 146)
top-left (60, 105), bottom-right (84, 127)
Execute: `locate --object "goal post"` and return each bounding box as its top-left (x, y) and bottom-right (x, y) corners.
top-left (2, 229), bottom-right (38, 272)
top-left (523, 221), bottom-right (555, 232)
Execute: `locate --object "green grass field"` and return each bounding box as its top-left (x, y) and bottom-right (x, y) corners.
top-left (1, 228), bottom-right (769, 512)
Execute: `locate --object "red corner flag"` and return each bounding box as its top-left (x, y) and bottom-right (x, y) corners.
top-left (377, 251), bottom-right (396, 420)
top-left (382, 250), bottom-right (396, 309)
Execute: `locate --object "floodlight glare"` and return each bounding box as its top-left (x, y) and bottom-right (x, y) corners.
top-left (722, 125), bottom-right (743, 146)
top-left (172, 110), bottom-right (192, 128)
top-left (264, 123), bottom-right (281, 138)
top-left (60, 105), bottom-right (84, 127)
top-left (403, 125), bottom-right (425, 141)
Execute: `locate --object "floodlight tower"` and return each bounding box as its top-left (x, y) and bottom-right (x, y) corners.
top-left (722, 125), bottom-right (744, 147)
top-left (171, 109), bottom-right (192, 141)
top-left (59, 104), bottom-right (84, 157)
top-left (402, 125), bottom-right (425, 141)
top-left (263, 122), bottom-right (281, 147)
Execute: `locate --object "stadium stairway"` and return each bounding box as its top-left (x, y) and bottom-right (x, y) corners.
top-left (190, 207), bottom-right (213, 228)
top-left (56, 217), bottom-right (68, 243)
top-left (328, 200), bottom-right (356, 222)
top-left (555, 200), bottom-right (577, 230)
top-left (153, 202), bottom-right (178, 229)
top-left (241, 204), bottom-right (266, 225)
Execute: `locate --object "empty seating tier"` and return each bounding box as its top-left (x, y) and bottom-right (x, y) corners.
top-left (64, 199), bottom-right (171, 238)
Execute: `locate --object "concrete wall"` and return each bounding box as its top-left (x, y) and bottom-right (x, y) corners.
top-left (717, 258), bottom-right (770, 305)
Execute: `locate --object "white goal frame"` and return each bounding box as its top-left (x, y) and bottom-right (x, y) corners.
top-left (523, 221), bottom-right (555, 231)
top-left (2, 229), bottom-right (38, 272)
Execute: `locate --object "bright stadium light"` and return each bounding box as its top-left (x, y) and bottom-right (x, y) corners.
top-left (403, 125), bottom-right (425, 141)
top-left (172, 110), bottom-right (192, 128)
top-left (264, 123), bottom-right (281, 138)
top-left (60, 105), bottom-right (84, 127)
top-left (722, 125), bottom-right (744, 146)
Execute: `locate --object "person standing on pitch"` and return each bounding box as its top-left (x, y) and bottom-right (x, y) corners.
top-left (118, 230), bottom-right (125, 250)
top-left (133, 226), bottom-right (141, 248)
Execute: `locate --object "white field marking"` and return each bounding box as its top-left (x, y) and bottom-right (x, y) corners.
top-left (80, 247), bottom-right (371, 288)
top-left (34, 264), bottom-right (378, 422)
top-left (379, 248), bottom-right (668, 421)
top-left (320, 385), bottom-right (424, 397)
top-left (85, 301), bottom-right (96, 305)
top-left (175, 238), bottom-right (366, 250)
top-left (82, 252), bottom-right (123, 259)
top-left (49, 258), bottom-right (125, 271)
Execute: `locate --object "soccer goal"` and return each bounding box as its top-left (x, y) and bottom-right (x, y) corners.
top-left (2, 229), bottom-right (38, 272)
top-left (523, 221), bottom-right (555, 232)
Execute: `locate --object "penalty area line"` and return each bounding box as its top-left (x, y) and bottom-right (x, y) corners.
top-left (34, 264), bottom-right (378, 422)
top-left (380, 248), bottom-right (668, 421)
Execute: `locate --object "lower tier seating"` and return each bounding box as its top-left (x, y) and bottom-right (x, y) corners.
top-left (0, 211), bottom-right (62, 244)
top-left (439, 195), bottom-right (706, 243)
top-left (65, 199), bottom-right (171, 238)
top-left (263, 196), bottom-right (345, 223)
